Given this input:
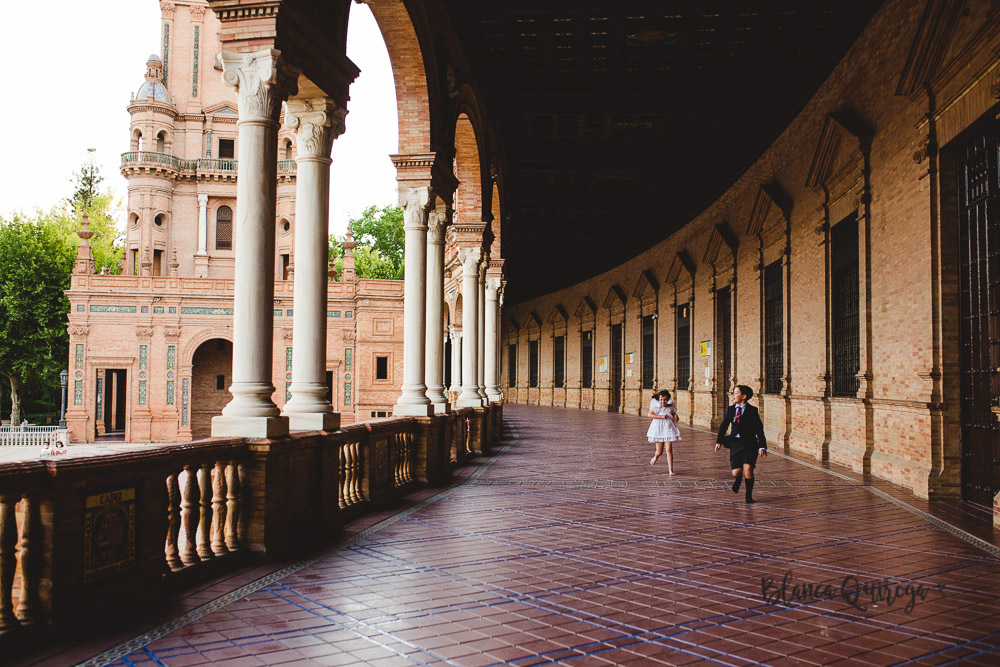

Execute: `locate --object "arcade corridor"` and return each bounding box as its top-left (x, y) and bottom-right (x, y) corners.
top-left (29, 406), bottom-right (1000, 666)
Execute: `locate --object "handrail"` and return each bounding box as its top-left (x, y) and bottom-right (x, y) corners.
top-left (120, 152), bottom-right (298, 175)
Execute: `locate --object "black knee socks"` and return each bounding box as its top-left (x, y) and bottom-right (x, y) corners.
top-left (731, 473), bottom-right (742, 493)
top-left (745, 478), bottom-right (755, 503)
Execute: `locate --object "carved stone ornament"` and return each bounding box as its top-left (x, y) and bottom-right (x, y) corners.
top-left (70, 325), bottom-right (90, 338)
top-left (160, 2), bottom-right (175, 18)
top-left (136, 327), bottom-right (154, 339)
top-left (427, 209), bottom-right (448, 244)
top-left (190, 4), bottom-right (205, 20)
top-left (342, 331), bottom-right (357, 344)
top-left (457, 246), bottom-right (482, 274)
top-left (220, 50), bottom-right (300, 123)
top-left (285, 98), bottom-right (347, 158)
top-left (282, 328), bottom-right (294, 341)
top-left (164, 327), bottom-right (182, 338)
top-left (485, 277), bottom-right (502, 299)
top-left (399, 187), bottom-right (431, 231)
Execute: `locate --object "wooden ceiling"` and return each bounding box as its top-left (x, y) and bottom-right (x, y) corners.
top-left (439, 0), bottom-right (884, 304)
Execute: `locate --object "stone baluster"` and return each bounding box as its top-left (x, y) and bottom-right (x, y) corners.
top-left (0, 495), bottom-right (18, 629)
top-left (457, 247), bottom-right (484, 407)
top-left (211, 462), bottom-right (228, 556)
top-left (165, 473), bottom-right (182, 570)
top-left (180, 466), bottom-right (199, 565)
top-left (197, 464), bottom-right (213, 560)
top-left (15, 494), bottom-right (39, 623)
top-left (224, 463), bottom-right (240, 552)
top-left (283, 98), bottom-right (346, 431)
top-left (212, 49), bottom-right (297, 439)
top-left (394, 188), bottom-right (434, 416)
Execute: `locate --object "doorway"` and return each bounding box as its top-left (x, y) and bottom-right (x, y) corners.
top-left (98, 369), bottom-right (127, 440)
top-left (610, 323), bottom-right (623, 412)
top-left (717, 286), bottom-right (732, 421)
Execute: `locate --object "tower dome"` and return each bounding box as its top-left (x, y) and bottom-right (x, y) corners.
top-left (136, 53), bottom-right (170, 102)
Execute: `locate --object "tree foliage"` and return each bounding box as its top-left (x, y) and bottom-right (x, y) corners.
top-left (0, 215), bottom-right (75, 423)
top-left (329, 205), bottom-right (405, 280)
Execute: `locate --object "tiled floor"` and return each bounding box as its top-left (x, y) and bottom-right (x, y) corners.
top-left (34, 406), bottom-right (1000, 665)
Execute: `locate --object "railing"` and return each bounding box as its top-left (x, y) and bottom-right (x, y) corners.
top-left (0, 426), bottom-right (59, 447)
top-left (0, 404), bottom-right (501, 647)
top-left (120, 152), bottom-right (297, 176)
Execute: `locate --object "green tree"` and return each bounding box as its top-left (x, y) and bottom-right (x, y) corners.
top-left (328, 204), bottom-right (405, 280)
top-left (0, 215), bottom-right (75, 423)
top-left (48, 189), bottom-right (125, 275)
top-left (71, 154), bottom-right (103, 209)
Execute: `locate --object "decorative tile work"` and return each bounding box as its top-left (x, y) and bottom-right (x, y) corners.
top-left (169, 306), bottom-right (177, 314)
top-left (167, 345), bottom-right (175, 370)
top-left (181, 379), bottom-right (189, 426)
top-left (138, 380), bottom-right (147, 406)
top-left (75, 344), bottom-right (84, 368)
top-left (141, 306), bottom-right (149, 313)
top-left (345, 311), bottom-right (353, 318)
top-left (95, 377), bottom-right (103, 419)
top-left (285, 347), bottom-right (292, 371)
top-left (285, 381), bottom-right (291, 402)
top-left (77, 304), bottom-right (85, 312)
top-left (74, 380), bottom-right (83, 405)
top-left (345, 348), bottom-right (352, 372)
top-left (139, 345), bottom-right (147, 370)
top-left (285, 309), bottom-right (293, 316)
top-left (166, 380), bottom-right (174, 406)
top-left (153, 306), bottom-right (164, 314)
top-left (327, 311), bottom-right (340, 318)
top-left (180, 307), bottom-right (232, 315)
top-left (191, 25), bottom-right (199, 97)
top-left (273, 309), bottom-right (282, 316)
top-left (344, 382), bottom-right (351, 406)
top-left (162, 23), bottom-right (169, 82)
top-left (90, 305), bottom-right (137, 313)
top-left (205, 130), bottom-right (212, 157)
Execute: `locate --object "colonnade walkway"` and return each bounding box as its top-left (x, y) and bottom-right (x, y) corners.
top-left (31, 405), bottom-right (1000, 666)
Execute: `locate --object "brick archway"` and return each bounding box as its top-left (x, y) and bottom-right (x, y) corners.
top-left (190, 338), bottom-right (233, 439)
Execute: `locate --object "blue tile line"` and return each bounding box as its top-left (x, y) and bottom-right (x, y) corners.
top-left (891, 630), bottom-right (1000, 666)
top-left (84, 424), bottom-right (521, 667)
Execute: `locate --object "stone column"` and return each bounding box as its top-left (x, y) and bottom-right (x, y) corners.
top-left (450, 328), bottom-right (462, 392)
top-left (456, 247), bottom-right (483, 407)
top-left (197, 194), bottom-right (208, 253)
top-left (478, 257), bottom-right (488, 401)
top-left (485, 277), bottom-right (503, 401)
top-left (424, 208), bottom-right (450, 413)
top-left (212, 49), bottom-right (297, 439)
top-left (393, 188), bottom-right (433, 416)
top-left (282, 98), bottom-right (346, 431)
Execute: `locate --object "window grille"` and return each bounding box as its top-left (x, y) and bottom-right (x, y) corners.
top-left (831, 214), bottom-right (860, 397)
top-left (676, 303), bottom-right (691, 390)
top-left (376, 356), bottom-right (389, 380)
top-left (764, 260), bottom-right (784, 394)
top-left (581, 330), bottom-right (593, 388)
top-left (553, 336), bottom-right (565, 388)
top-left (529, 340), bottom-right (539, 388)
top-left (216, 205), bottom-right (233, 250)
top-left (642, 315), bottom-right (655, 389)
top-left (218, 138), bottom-right (235, 159)
top-left (508, 344), bottom-right (517, 385)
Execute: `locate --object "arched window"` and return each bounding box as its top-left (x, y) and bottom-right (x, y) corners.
top-left (134, 130), bottom-right (143, 152)
top-left (284, 140), bottom-right (293, 160)
top-left (157, 131), bottom-right (167, 153)
top-left (216, 206), bottom-right (233, 250)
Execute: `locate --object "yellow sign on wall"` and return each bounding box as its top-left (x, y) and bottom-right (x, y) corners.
top-left (624, 353), bottom-right (633, 364)
top-left (699, 340), bottom-right (711, 357)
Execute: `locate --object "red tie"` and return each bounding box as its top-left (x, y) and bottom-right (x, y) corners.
top-left (735, 406), bottom-right (742, 424)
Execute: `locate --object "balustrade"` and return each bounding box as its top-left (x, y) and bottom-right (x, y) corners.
top-left (119, 152), bottom-right (297, 176)
top-left (0, 426), bottom-right (59, 447)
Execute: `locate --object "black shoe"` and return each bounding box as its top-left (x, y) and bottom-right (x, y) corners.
top-left (745, 497), bottom-right (755, 504)
top-left (744, 478), bottom-right (755, 503)
top-left (731, 475), bottom-right (743, 493)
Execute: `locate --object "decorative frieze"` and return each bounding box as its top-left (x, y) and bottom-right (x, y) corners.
top-left (180, 307), bottom-right (233, 315)
top-left (191, 25), bottom-right (200, 97)
top-left (90, 305), bottom-right (137, 313)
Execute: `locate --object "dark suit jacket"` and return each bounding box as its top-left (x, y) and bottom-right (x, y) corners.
top-left (716, 403), bottom-right (767, 451)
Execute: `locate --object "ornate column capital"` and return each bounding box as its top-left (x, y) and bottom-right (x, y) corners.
top-left (479, 253), bottom-right (490, 280)
top-left (197, 194), bottom-right (208, 205)
top-left (457, 246), bottom-right (482, 274)
top-left (285, 98), bottom-right (346, 160)
top-left (220, 49), bottom-right (299, 124)
top-left (485, 277), bottom-right (502, 300)
top-left (427, 208), bottom-right (448, 245)
top-left (400, 186), bottom-right (431, 231)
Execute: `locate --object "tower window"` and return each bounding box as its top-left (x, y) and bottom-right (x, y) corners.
top-left (216, 206), bottom-right (233, 250)
top-left (218, 139), bottom-right (235, 159)
top-left (284, 140), bottom-right (293, 160)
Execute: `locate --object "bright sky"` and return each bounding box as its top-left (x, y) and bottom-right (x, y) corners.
top-left (0, 1), bottom-right (399, 236)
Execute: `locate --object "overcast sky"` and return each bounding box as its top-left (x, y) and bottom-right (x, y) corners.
top-left (0, 1), bottom-right (398, 236)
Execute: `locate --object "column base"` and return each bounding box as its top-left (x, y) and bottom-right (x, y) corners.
top-left (284, 411), bottom-right (341, 432)
top-left (430, 400), bottom-right (451, 415)
top-left (393, 403), bottom-right (434, 417)
top-left (212, 415), bottom-right (289, 439)
top-left (456, 397), bottom-right (486, 408)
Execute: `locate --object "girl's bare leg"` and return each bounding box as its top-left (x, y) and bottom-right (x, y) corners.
top-left (650, 442), bottom-right (664, 465)
top-left (666, 442), bottom-right (675, 475)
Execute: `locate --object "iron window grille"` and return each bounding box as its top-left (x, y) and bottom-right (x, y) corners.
top-left (216, 205), bottom-right (233, 250)
top-left (764, 260), bottom-right (784, 394)
top-left (529, 340), bottom-right (539, 388)
top-left (553, 335), bottom-right (565, 388)
top-left (508, 343), bottom-right (517, 385)
top-left (676, 303), bottom-right (691, 391)
top-left (642, 315), bottom-right (655, 389)
top-left (831, 214), bottom-right (860, 397)
top-left (581, 330), bottom-right (593, 388)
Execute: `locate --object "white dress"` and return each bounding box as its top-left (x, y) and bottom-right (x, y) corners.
top-left (647, 399), bottom-right (681, 443)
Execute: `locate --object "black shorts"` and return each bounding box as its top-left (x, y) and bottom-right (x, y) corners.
top-left (726, 437), bottom-right (760, 469)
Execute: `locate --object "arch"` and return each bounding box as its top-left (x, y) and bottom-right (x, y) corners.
top-left (156, 130), bottom-right (167, 153)
top-left (181, 329), bottom-right (234, 369)
top-left (362, 0), bottom-right (433, 154)
top-left (190, 338), bottom-right (233, 438)
top-left (215, 205), bottom-right (233, 250)
top-left (283, 138), bottom-right (294, 161)
top-left (132, 129), bottom-right (143, 151)
top-left (454, 113), bottom-right (484, 224)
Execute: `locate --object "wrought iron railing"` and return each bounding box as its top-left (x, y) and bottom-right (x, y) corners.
top-left (120, 152), bottom-right (297, 175)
